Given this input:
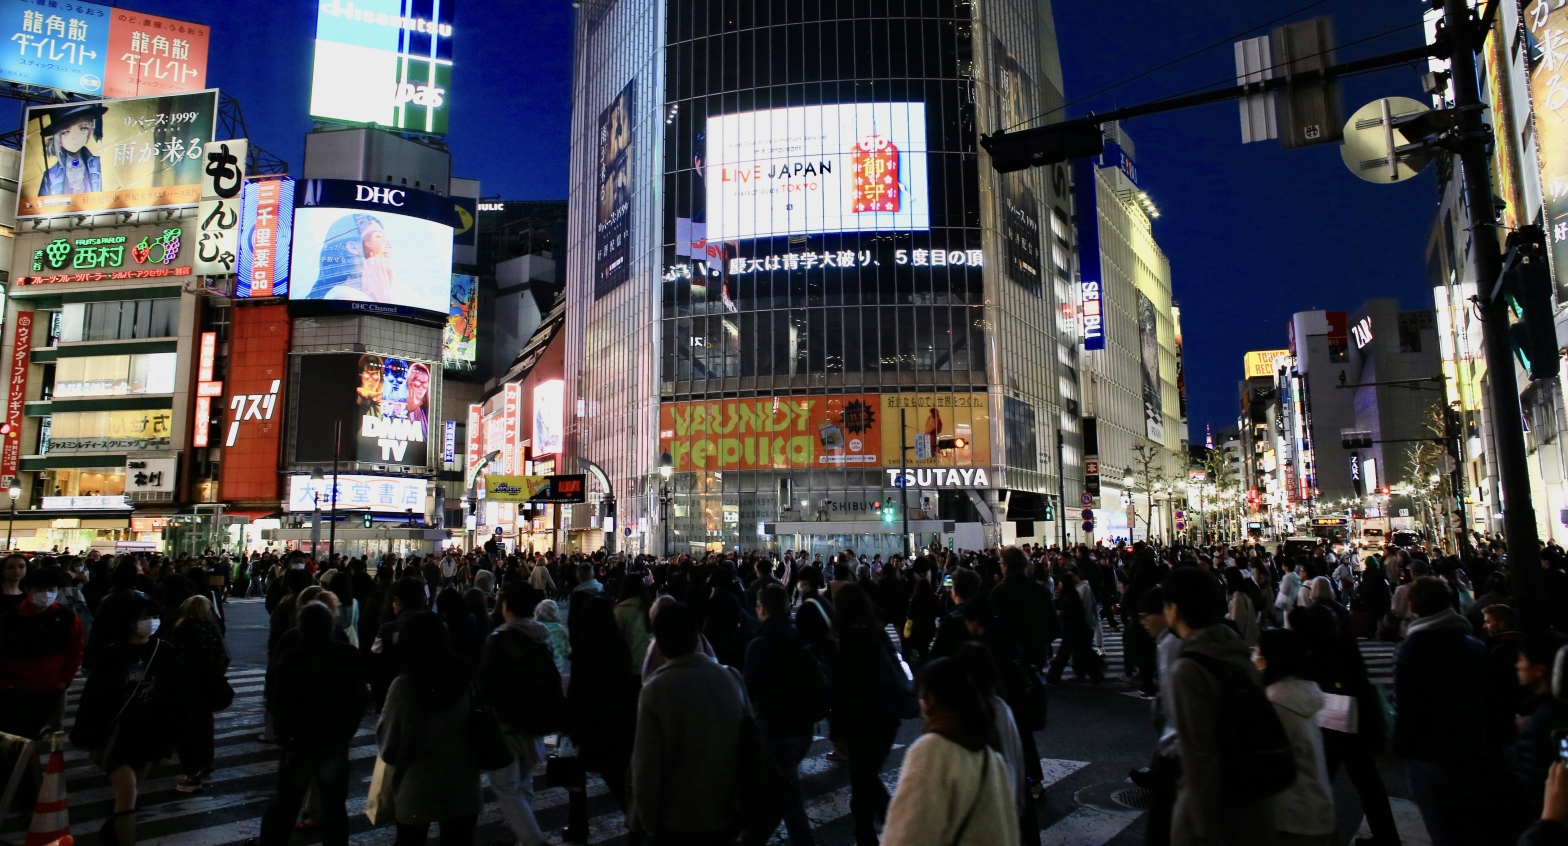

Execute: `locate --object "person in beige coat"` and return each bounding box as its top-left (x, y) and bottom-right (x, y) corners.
top-left (882, 657), bottom-right (1019, 846)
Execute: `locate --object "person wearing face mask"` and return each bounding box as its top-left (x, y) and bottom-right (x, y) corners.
top-left (70, 595), bottom-right (187, 846)
top-left (0, 568), bottom-right (83, 732)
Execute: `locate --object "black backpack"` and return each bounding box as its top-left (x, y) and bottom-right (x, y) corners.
top-left (1181, 651), bottom-right (1296, 800)
top-left (489, 629), bottom-right (566, 735)
top-left (767, 634), bottom-right (831, 730)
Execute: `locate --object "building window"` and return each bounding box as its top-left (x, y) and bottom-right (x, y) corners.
top-left (38, 467), bottom-right (125, 497)
top-left (44, 409), bottom-right (173, 452)
top-left (57, 299), bottom-right (178, 343)
top-left (52, 353), bottom-right (178, 398)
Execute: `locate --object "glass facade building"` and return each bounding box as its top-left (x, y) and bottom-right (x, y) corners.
top-left (567, 0), bottom-right (1082, 554)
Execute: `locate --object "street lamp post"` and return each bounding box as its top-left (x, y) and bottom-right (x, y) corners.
top-left (6, 485), bottom-right (20, 550)
top-left (658, 452), bottom-right (673, 558)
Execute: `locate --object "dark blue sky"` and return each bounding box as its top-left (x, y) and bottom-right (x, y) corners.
top-left (65, 0), bottom-right (1433, 440)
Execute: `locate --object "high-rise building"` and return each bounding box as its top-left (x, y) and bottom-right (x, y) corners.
top-left (566, 0), bottom-right (1079, 555)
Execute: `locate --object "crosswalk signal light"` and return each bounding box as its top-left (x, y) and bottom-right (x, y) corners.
top-left (362, 514), bottom-right (372, 528)
top-left (882, 505), bottom-right (895, 523)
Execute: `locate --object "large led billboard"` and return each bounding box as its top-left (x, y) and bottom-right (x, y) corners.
top-left (17, 90), bottom-right (218, 218)
top-left (704, 102), bottom-right (930, 241)
top-left (0, 1), bottom-right (208, 97)
top-left (294, 352), bottom-right (431, 469)
top-left (309, 0), bottom-right (454, 136)
top-left (289, 179), bottom-right (454, 319)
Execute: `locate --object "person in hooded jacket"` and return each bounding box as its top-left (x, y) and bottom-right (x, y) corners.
top-left (1254, 628), bottom-right (1334, 846)
top-left (1163, 566), bottom-right (1277, 846)
top-left (1394, 576), bottom-right (1487, 846)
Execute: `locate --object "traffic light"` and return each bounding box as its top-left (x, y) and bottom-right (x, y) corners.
top-left (881, 504), bottom-right (896, 523)
top-left (362, 514), bottom-right (372, 528)
top-left (1042, 502), bottom-right (1055, 521)
top-left (980, 122), bottom-right (1105, 173)
top-left (1502, 226), bottom-right (1560, 382)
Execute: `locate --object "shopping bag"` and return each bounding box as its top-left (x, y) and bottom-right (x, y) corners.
top-left (364, 757), bottom-right (396, 826)
top-left (1317, 692), bottom-right (1359, 734)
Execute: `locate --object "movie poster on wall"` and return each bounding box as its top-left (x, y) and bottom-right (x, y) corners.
top-left (595, 80), bottom-right (634, 299)
top-left (1137, 291), bottom-right (1164, 442)
top-left (992, 39), bottom-right (1044, 295)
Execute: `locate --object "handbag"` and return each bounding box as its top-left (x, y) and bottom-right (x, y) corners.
top-left (468, 704), bottom-right (514, 771)
top-left (365, 756), bottom-right (397, 826)
top-left (545, 736), bottom-right (586, 788)
top-left (1317, 691), bottom-right (1359, 734)
top-left (204, 676), bottom-right (235, 712)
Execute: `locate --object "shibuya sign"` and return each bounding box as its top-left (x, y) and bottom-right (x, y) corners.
top-left (886, 467), bottom-right (992, 488)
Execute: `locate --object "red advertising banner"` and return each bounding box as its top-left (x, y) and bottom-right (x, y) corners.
top-left (2, 313), bottom-right (32, 480)
top-left (217, 305), bottom-right (289, 502)
top-left (103, 10), bottom-right (210, 100)
top-left (192, 395), bottom-right (211, 448)
top-left (244, 178), bottom-right (284, 297)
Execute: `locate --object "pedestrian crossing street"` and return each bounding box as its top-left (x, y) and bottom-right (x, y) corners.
top-left (1077, 627), bottom-right (1398, 689)
top-left (8, 629), bottom-right (1410, 846)
top-left (18, 665), bottom-right (1148, 846)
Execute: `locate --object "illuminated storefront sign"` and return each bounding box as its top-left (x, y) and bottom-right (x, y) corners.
top-left (17, 266), bottom-right (191, 286)
top-left (216, 305), bottom-right (288, 501)
top-left (1243, 349), bottom-right (1290, 379)
top-left (483, 474), bottom-right (586, 504)
top-left (502, 383), bottom-right (520, 473)
top-left (442, 419), bottom-right (456, 464)
top-left (533, 380), bottom-right (562, 456)
top-left (287, 473), bottom-right (425, 513)
top-left (2, 312), bottom-right (32, 480)
top-left (31, 227), bottom-right (183, 273)
top-left (194, 138), bottom-right (245, 275)
top-left (237, 176), bottom-right (294, 298)
top-left (192, 330), bottom-right (219, 447)
top-left (885, 467), bottom-right (993, 488)
top-left (465, 402), bottom-right (482, 479)
top-left (309, 0), bottom-right (455, 135)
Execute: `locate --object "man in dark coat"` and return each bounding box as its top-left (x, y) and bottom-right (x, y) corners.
top-left (1516, 633), bottom-right (1568, 822)
top-left (931, 568), bottom-right (981, 660)
top-left (990, 546), bottom-right (1057, 669)
top-left (1394, 576), bottom-right (1488, 845)
top-left (260, 601), bottom-right (366, 846)
top-left (745, 584), bottom-right (823, 846)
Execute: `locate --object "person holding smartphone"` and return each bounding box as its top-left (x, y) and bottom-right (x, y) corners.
top-left (1516, 634), bottom-right (1568, 821)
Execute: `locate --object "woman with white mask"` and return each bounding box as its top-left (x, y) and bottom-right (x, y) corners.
top-left (70, 594), bottom-right (185, 846)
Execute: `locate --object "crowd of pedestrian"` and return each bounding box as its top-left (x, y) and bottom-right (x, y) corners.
top-left (0, 536), bottom-right (1566, 846)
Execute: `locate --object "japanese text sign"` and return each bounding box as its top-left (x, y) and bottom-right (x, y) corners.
top-left (2, 313), bottom-right (31, 478)
top-left (195, 139), bottom-right (245, 275)
top-left (0, 1), bottom-right (208, 98)
top-left (237, 176), bottom-right (293, 297)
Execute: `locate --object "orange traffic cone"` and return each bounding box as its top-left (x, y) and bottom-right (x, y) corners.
top-left (23, 743), bottom-right (67, 846)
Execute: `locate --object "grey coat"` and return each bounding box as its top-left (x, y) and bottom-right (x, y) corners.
top-left (630, 653), bottom-right (747, 836)
top-left (1170, 624), bottom-right (1278, 846)
top-left (376, 675), bottom-right (483, 825)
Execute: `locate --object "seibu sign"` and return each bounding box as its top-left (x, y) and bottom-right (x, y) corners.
top-left (886, 467), bottom-right (993, 488)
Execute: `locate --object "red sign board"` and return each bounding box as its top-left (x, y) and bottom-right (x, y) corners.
top-left (244, 179), bottom-right (284, 297)
top-left (2, 313), bottom-right (32, 480)
top-left (103, 11), bottom-right (211, 100)
top-left (198, 331), bottom-right (216, 382)
top-left (217, 305), bottom-right (289, 502)
top-left (466, 403), bottom-right (483, 481)
top-left (193, 395), bottom-right (211, 448)
top-left (502, 384), bottom-right (521, 474)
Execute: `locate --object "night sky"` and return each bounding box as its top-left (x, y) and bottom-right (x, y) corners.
top-left (33, 0), bottom-right (1434, 441)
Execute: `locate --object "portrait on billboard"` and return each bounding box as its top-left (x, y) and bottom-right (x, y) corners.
top-left (1137, 291), bottom-right (1165, 442)
top-left (18, 91), bottom-right (218, 218)
top-left (595, 80), bottom-right (635, 299)
top-left (295, 353), bottom-right (429, 469)
top-left (992, 40), bottom-right (1044, 295)
top-left (533, 380), bottom-right (564, 456)
top-left (704, 102), bottom-right (930, 241)
top-left (289, 179), bottom-right (455, 317)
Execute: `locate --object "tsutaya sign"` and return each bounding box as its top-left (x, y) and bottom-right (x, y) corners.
top-left (886, 467), bottom-right (992, 488)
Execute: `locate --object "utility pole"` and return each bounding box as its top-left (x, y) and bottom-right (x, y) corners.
top-left (899, 408), bottom-right (910, 557)
top-left (1442, 0), bottom-right (1545, 619)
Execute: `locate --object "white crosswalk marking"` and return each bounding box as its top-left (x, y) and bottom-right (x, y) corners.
top-left (1085, 629), bottom-right (1396, 687)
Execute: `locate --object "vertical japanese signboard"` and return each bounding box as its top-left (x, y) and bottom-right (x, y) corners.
top-left (1072, 158), bottom-right (1105, 350)
top-left (2, 313), bottom-right (32, 481)
top-left (1527, 0), bottom-right (1568, 298)
top-left (192, 330), bottom-right (218, 447)
top-left (219, 305), bottom-right (288, 501)
top-left (466, 403), bottom-right (482, 481)
top-left (195, 138), bottom-right (245, 276)
top-left (237, 176), bottom-right (293, 298)
top-left (502, 383), bottom-right (521, 474)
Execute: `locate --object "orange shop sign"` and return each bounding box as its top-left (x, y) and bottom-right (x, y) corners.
top-left (658, 395), bottom-right (882, 471)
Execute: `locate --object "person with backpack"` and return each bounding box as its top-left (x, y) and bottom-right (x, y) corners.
top-left (746, 583), bottom-right (825, 846)
top-left (1163, 566), bottom-right (1285, 846)
top-left (478, 582), bottom-right (564, 846)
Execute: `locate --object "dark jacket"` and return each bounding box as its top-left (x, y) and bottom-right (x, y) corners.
top-left (833, 625), bottom-right (900, 731)
top-left (990, 570), bottom-right (1057, 667)
top-left (1485, 632), bottom-right (1525, 749)
top-left (743, 615), bottom-right (818, 735)
top-left (904, 588), bottom-right (941, 648)
top-left (83, 587), bottom-right (145, 673)
top-left (167, 616), bottom-right (229, 696)
top-left (476, 618), bottom-right (563, 736)
top-left (1520, 820), bottom-right (1568, 846)
top-left (1516, 692), bottom-right (1568, 813)
top-left (931, 605), bottom-right (969, 660)
top-left (71, 637), bottom-right (186, 753)
top-left (274, 638), bottom-right (366, 747)
top-left (1393, 608), bottom-right (1487, 763)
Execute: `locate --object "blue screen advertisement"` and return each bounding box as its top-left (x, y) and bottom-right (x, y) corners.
top-left (0, 0), bottom-right (109, 94)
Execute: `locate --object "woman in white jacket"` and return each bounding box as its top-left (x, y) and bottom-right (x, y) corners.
top-left (883, 657), bottom-right (1020, 846)
top-left (1254, 628), bottom-right (1335, 846)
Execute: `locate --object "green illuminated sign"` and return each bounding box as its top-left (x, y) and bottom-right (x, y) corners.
top-left (33, 229), bottom-right (183, 273)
